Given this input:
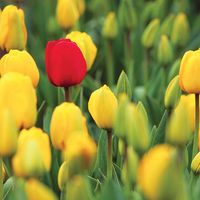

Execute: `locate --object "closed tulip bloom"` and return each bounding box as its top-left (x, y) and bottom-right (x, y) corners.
top-left (66, 31), bottom-right (97, 70)
top-left (26, 179), bottom-right (58, 200)
top-left (50, 102), bottom-right (88, 150)
top-left (88, 85), bottom-right (118, 129)
top-left (0, 5), bottom-right (27, 51)
top-left (2, 163), bottom-right (6, 182)
top-left (191, 152), bottom-right (200, 174)
top-left (0, 72), bottom-right (37, 129)
top-left (179, 49), bottom-right (200, 93)
top-left (138, 145), bottom-right (181, 200)
top-left (58, 161), bottom-right (69, 190)
top-left (0, 50), bottom-right (39, 87)
top-left (56, 0), bottom-right (79, 30)
top-left (45, 39), bottom-right (87, 87)
top-left (64, 134), bottom-right (97, 173)
top-left (12, 127), bottom-right (51, 177)
top-left (0, 108), bottom-right (18, 157)
top-left (102, 12), bottom-right (118, 39)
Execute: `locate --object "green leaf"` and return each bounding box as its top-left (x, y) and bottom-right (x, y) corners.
top-left (93, 130), bottom-right (107, 179)
top-left (97, 180), bottom-right (125, 200)
top-left (43, 107), bottom-right (53, 134)
top-left (3, 177), bottom-right (14, 200)
top-left (151, 110), bottom-right (168, 146)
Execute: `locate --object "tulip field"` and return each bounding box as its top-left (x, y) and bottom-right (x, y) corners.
top-left (1, 0), bottom-right (200, 200)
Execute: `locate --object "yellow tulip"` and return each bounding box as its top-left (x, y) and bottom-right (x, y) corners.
top-left (0, 72), bottom-right (37, 129)
top-left (0, 50), bottom-right (39, 87)
top-left (138, 145), bottom-right (181, 200)
top-left (50, 102), bottom-right (88, 150)
top-left (0, 108), bottom-right (18, 157)
top-left (88, 85), bottom-right (118, 129)
top-left (63, 133), bottom-right (96, 172)
top-left (179, 49), bottom-right (200, 93)
top-left (12, 127), bottom-right (51, 177)
top-left (58, 161), bottom-right (69, 190)
top-left (191, 152), bottom-right (200, 174)
top-left (26, 179), bottom-right (58, 200)
top-left (66, 31), bottom-right (97, 70)
top-left (166, 96), bottom-right (192, 146)
top-left (0, 5), bottom-right (27, 51)
top-left (2, 163), bottom-right (6, 182)
top-left (102, 12), bottom-right (118, 39)
top-left (56, 0), bottom-right (79, 30)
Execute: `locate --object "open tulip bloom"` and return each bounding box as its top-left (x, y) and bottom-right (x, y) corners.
top-left (1, 1), bottom-right (200, 200)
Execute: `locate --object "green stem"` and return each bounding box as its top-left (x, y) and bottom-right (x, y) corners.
top-left (192, 94), bottom-right (199, 158)
top-left (107, 130), bottom-right (112, 179)
top-left (0, 158), bottom-right (3, 200)
top-left (64, 87), bottom-right (71, 102)
top-left (105, 40), bottom-right (114, 86)
top-left (124, 30), bottom-right (134, 87)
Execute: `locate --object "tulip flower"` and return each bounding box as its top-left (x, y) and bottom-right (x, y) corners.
top-left (50, 102), bottom-right (88, 150)
top-left (88, 85), bottom-right (118, 129)
top-left (164, 76), bottom-right (181, 109)
top-left (12, 127), bottom-right (51, 177)
top-left (63, 133), bottom-right (97, 173)
top-left (179, 49), bottom-right (200, 94)
top-left (66, 31), bottom-right (97, 70)
top-left (26, 179), bottom-right (58, 200)
top-left (45, 39), bottom-right (87, 87)
top-left (191, 152), bottom-right (200, 174)
top-left (0, 108), bottom-right (18, 157)
top-left (0, 50), bottom-right (39, 87)
top-left (166, 97), bottom-right (192, 147)
top-left (56, 0), bottom-right (79, 30)
top-left (171, 13), bottom-right (190, 47)
top-left (0, 72), bottom-right (37, 129)
top-left (138, 145), bottom-right (181, 200)
top-left (0, 5), bottom-right (27, 51)
top-left (102, 12), bottom-right (118, 39)
top-left (73, 0), bottom-right (85, 15)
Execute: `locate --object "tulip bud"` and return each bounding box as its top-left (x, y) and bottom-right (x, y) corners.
top-left (0, 5), bottom-right (27, 51)
top-left (12, 127), bottom-right (51, 177)
top-left (118, 139), bottom-right (125, 155)
top-left (116, 71), bottom-right (132, 99)
top-left (136, 101), bottom-right (148, 127)
top-left (66, 32), bottom-right (97, 70)
top-left (2, 163), bottom-right (6, 182)
top-left (26, 179), bottom-right (58, 200)
top-left (128, 103), bottom-right (150, 154)
top-left (0, 109), bottom-right (18, 157)
top-left (142, 18), bottom-right (160, 48)
top-left (63, 134), bottom-right (97, 175)
top-left (118, 0), bottom-right (137, 30)
top-left (161, 14), bottom-right (174, 36)
top-left (0, 50), bottom-right (39, 87)
top-left (179, 49), bottom-right (200, 93)
top-left (114, 94), bottom-right (130, 140)
top-left (171, 13), bottom-right (190, 47)
top-left (50, 102), bottom-right (88, 150)
top-left (45, 39), bottom-right (87, 87)
top-left (157, 35), bottom-right (174, 66)
top-left (0, 72), bottom-right (37, 129)
top-left (121, 147), bottom-right (138, 186)
top-left (66, 175), bottom-right (93, 200)
top-left (56, 0), bottom-right (79, 30)
top-left (88, 85), bottom-right (118, 129)
top-left (191, 152), bottom-right (200, 174)
top-left (168, 59), bottom-right (181, 82)
top-left (58, 161), bottom-right (69, 190)
top-left (166, 99), bottom-right (192, 147)
top-left (164, 76), bottom-right (181, 109)
top-left (102, 12), bottom-right (118, 39)
top-left (138, 145), bottom-right (181, 200)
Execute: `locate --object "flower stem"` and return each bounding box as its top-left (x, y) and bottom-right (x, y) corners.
top-left (192, 94), bottom-right (199, 158)
top-left (0, 158), bottom-right (3, 200)
top-left (64, 87), bottom-right (71, 102)
top-left (107, 129), bottom-right (112, 179)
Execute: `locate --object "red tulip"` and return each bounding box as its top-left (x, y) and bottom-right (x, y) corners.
top-left (45, 39), bottom-right (87, 87)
